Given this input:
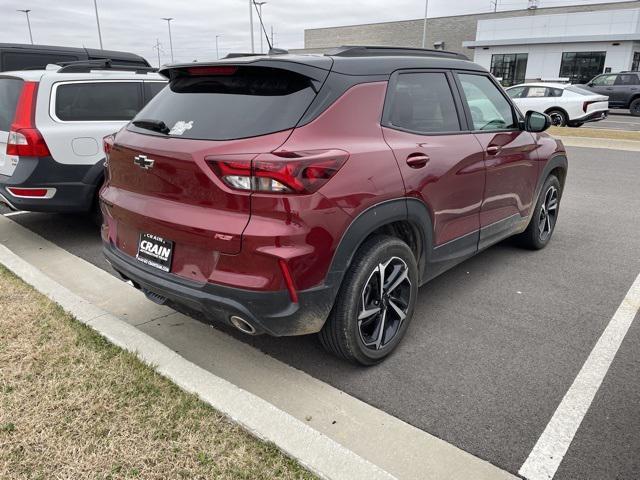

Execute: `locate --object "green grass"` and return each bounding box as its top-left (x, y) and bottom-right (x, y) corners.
top-left (0, 266), bottom-right (316, 480)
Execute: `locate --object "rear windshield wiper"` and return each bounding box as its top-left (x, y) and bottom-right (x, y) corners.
top-left (132, 119), bottom-right (170, 135)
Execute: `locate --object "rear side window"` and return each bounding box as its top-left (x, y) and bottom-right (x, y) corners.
top-left (458, 74), bottom-right (517, 131)
top-left (0, 78), bottom-right (23, 132)
top-left (2, 52), bottom-right (79, 71)
top-left (55, 82), bottom-right (142, 121)
top-left (615, 74), bottom-right (639, 86)
top-left (386, 72), bottom-right (460, 134)
top-left (130, 66), bottom-right (317, 140)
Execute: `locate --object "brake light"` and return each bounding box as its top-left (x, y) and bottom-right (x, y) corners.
top-left (186, 66), bottom-right (238, 76)
top-left (103, 134), bottom-right (115, 157)
top-left (583, 101), bottom-right (596, 113)
top-left (207, 150), bottom-right (348, 194)
top-left (6, 82), bottom-right (50, 157)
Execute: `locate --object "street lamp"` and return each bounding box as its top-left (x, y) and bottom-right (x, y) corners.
top-left (249, 0), bottom-right (254, 53)
top-left (92, 0), bottom-right (103, 49)
top-left (216, 35), bottom-right (222, 59)
top-left (421, 0), bottom-right (429, 48)
top-left (17, 9), bottom-right (34, 45)
top-left (255, 2), bottom-right (267, 53)
top-left (161, 17), bottom-right (174, 63)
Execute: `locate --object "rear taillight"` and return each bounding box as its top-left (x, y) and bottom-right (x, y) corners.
top-left (5, 81), bottom-right (50, 157)
top-left (583, 101), bottom-right (596, 113)
top-left (186, 66), bottom-right (238, 76)
top-left (207, 150), bottom-right (348, 194)
top-left (103, 134), bottom-right (115, 158)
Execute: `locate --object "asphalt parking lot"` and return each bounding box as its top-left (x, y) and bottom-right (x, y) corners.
top-left (583, 109), bottom-right (640, 131)
top-left (1, 145), bottom-right (639, 479)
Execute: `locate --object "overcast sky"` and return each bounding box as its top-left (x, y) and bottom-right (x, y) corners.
top-left (2, 0), bottom-right (632, 66)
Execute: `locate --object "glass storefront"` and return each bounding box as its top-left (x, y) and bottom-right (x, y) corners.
top-left (490, 53), bottom-right (528, 87)
top-left (559, 52), bottom-right (606, 84)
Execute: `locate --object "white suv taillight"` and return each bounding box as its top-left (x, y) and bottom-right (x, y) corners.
top-left (5, 81), bottom-right (51, 157)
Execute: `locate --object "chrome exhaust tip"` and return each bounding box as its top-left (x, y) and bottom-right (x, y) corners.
top-left (230, 315), bottom-right (256, 335)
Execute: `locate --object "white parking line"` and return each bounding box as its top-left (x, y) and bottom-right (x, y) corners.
top-left (519, 272), bottom-right (640, 480)
top-left (3, 211), bottom-right (30, 217)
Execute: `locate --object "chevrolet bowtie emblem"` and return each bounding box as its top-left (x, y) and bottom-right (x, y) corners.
top-left (133, 154), bottom-right (155, 170)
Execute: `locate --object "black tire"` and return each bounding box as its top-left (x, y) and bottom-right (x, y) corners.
top-left (629, 98), bottom-right (640, 117)
top-left (547, 109), bottom-right (568, 127)
top-left (515, 175), bottom-right (561, 250)
top-left (319, 235), bottom-right (418, 365)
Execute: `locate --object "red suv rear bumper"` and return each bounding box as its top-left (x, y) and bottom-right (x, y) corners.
top-left (103, 241), bottom-right (335, 336)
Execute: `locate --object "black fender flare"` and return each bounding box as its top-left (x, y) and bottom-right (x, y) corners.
top-left (324, 198), bottom-right (433, 297)
top-left (524, 152), bottom-right (568, 227)
top-left (81, 158), bottom-right (106, 188)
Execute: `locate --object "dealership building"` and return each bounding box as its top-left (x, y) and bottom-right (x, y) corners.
top-left (301, 1), bottom-right (640, 85)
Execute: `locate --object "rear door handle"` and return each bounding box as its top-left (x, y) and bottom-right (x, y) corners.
top-left (486, 145), bottom-right (500, 155)
top-left (406, 153), bottom-right (429, 168)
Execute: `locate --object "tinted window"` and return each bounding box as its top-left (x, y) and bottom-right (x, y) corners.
top-left (490, 53), bottom-right (528, 87)
top-left (566, 85), bottom-right (597, 96)
top-left (144, 82), bottom-right (166, 103)
top-left (591, 74), bottom-right (616, 86)
top-left (506, 86), bottom-right (526, 99)
top-left (458, 74), bottom-right (516, 131)
top-left (560, 52), bottom-right (605, 84)
top-left (387, 72), bottom-right (460, 133)
top-left (615, 74), bottom-right (639, 86)
top-left (2, 52), bottom-right (79, 71)
top-left (55, 82), bottom-right (142, 121)
top-left (0, 78), bottom-right (23, 132)
top-left (130, 67), bottom-right (316, 141)
top-left (548, 88), bottom-right (563, 97)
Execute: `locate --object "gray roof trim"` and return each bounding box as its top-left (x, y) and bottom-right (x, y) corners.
top-left (464, 34), bottom-right (640, 48)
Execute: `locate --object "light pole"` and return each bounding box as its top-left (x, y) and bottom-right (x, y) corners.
top-left (255, 2), bottom-right (267, 53)
top-left (216, 35), bottom-right (221, 59)
top-left (162, 17), bottom-right (174, 63)
top-left (92, 0), bottom-right (103, 49)
top-left (17, 9), bottom-right (34, 45)
top-left (249, 0), bottom-right (255, 53)
top-left (421, 0), bottom-right (429, 48)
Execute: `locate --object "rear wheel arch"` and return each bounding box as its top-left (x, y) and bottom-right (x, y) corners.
top-left (326, 198), bottom-right (432, 295)
top-left (544, 107), bottom-right (569, 125)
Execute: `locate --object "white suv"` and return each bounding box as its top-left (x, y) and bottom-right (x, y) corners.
top-left (0, 60), bottom-right (165, 215)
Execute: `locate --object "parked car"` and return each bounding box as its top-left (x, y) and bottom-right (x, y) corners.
top-left (0, 60), bottom-right (166, 218)
top-left (579, 71), bottom-right (640, 116)
top-left (505, 82), bottom-right (608, 127)
top-left (101, 46), bottom-right (567, 365)
top-left (0, 43), bottom-right (150, 72)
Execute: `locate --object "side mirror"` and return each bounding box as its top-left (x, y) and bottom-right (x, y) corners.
top-left (587, 82), bottom-right (594, 87)
top-left (525, 110), bottom-right (551, 133)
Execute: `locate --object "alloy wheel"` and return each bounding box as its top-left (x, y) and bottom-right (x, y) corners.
top-left (549, 112), bottom-right (564, 127)
top-left (538, 186), bottom-right (558, 241)
top-left (358, 257), bottom-right (412, 350)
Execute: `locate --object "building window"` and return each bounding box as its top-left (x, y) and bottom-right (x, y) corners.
top-left (490, 53), bottom-right (528, 87)
top-left (632, 52), bottom-right (640, 72)
top-left (559, 52), bottom-right (606, 84)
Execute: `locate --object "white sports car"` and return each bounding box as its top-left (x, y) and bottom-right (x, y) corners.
top-left (505, 83), bottom-right (609, 127)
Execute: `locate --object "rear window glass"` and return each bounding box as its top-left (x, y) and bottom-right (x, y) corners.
top-left (55, 82), bottom-right (142, 121)
top-left (0, 78), bottom-right (23, 132)
top-left (565, 85), bottom-right (595, 96)
top-left (129, 66), bottom-right (317, 140)
top-left (144, 82), bottom-right (166, 103)
top-left (2, 52), bottom-right (79, 71)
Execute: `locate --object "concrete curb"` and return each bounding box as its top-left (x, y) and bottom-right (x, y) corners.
top-left (0, 243), bottom-right (395, 480)
top-left (556, 135), bottom-right (640, 152)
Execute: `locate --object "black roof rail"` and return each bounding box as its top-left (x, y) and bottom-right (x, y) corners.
top-left (56, 59), bottom-right (157, 74)
top-left (328, 45), bottom-right (468, 60)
